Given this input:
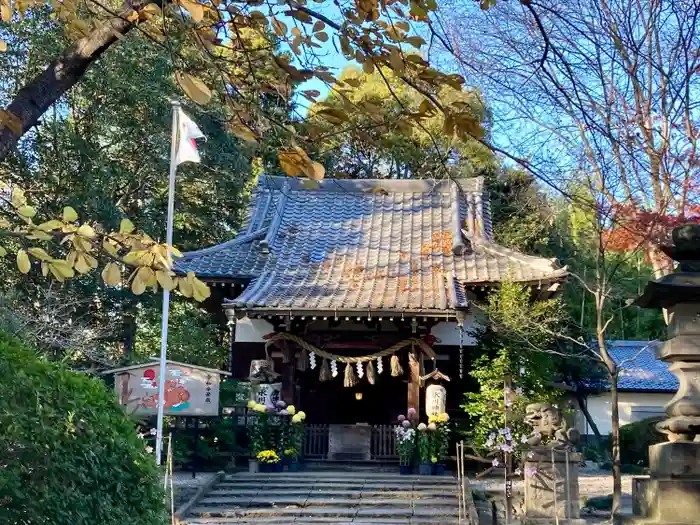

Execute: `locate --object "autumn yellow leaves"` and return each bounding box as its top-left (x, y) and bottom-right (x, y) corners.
top-left (1, 189), bottom-right (211, 302)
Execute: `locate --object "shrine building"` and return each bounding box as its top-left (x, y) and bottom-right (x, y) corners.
top-left (177, 176), bottom-right (566, 458)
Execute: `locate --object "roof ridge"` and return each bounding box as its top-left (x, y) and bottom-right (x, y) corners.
top-left (255, 175), bottom-right (487, 194)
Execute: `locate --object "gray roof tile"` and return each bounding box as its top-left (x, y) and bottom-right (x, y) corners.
top-left (177, 176), bottom-right (567, 313)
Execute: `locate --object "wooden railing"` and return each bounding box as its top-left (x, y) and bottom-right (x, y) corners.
top-left (303, 424), bottom-right (397, 461)
top-left (371, 424), bottom-right (397, 460)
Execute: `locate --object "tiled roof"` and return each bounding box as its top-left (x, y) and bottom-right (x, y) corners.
top-left (599, 341), bottom-right (677, 392)
top-left (177, 176), bottom-right (567, 314)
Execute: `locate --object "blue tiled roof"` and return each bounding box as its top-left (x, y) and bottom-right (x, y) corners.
top-left (176, 176), bottom-right (567, 314)
top-left (601, 341), bottom-right (677, 392)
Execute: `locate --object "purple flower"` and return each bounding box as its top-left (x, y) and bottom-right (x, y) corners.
top-left (407, 408), bottom-right (417, 417)
top-left (500, 444), bottom-right (514, 453)
top-left (398, 414), bottom-right (406, 423)
top-left (515, 387), bottom-right (523, 395)
top-left (275, 400), bottom-right (287, 409)
top-left (402, 420), bottom-right (411, 428)
top-left (492, 458), bottom-right (500, 467)
top-left (279, 409), bottom-right (289, 416)
top-left (524, 466), bottom-right (538, 477)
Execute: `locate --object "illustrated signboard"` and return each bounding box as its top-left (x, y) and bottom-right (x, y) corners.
top-left (108, 360), bottom-right (230, 416)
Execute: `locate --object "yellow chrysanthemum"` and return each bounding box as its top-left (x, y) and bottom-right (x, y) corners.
top-left (438, 412), bottom-right (450, 423)
top-left (287, 405), bottom-right (296, 416)
top-left (247, 400), bottom-right (256, 409)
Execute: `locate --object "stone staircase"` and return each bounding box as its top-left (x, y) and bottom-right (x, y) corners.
top-left (180, 472), bottom-right (460, 524)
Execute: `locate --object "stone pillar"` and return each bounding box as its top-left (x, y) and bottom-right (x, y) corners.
top-left (640, 302), bottom-right (700, 524)
top-left (632, 223), bottom-right (700, 525)
top-left (523, 448), bottom-right (582, 522)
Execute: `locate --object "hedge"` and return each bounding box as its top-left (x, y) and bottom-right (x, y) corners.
top-left (0, 332), bottom-right (167, 525)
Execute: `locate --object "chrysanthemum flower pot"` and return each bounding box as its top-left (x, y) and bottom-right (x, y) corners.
top-left (433, 463), bottom-right (445, 476)
top-left (418, 463), bottom-right (432, 476)
top-left (399, 464), bottom-right (412, 475)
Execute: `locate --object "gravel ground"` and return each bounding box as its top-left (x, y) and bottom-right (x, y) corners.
top-left (475, 471), bottom-right (634, 524)
top-left (476, 472), bottom-right (632, 500)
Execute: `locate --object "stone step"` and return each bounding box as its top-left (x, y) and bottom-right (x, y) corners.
top-left (198, 495), bottom-right (459, 508)
top-left (208, 489), bottom-right (456, 499)
top-left (189, 506), bottom-right (457, 519)
top-left (224, 474), bottom-right (455, 484)
top-left (185, 519), bottom-right (458, 525)
top-left (214, 482), bottom-right (457, 490)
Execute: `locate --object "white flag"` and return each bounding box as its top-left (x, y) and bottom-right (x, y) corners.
top-left (175, 108), bottom-right (205, 165)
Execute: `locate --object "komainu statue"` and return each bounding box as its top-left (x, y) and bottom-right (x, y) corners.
top-left (524, 403), bottom-right (580, 448)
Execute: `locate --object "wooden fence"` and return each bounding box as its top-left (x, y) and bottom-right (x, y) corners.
top-left (303, 424), bottom-right (330, 459)
top-left (370, 424), bottom-right (397, 460)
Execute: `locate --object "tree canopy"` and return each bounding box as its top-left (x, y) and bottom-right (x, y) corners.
top-left (0, 0), bottom-right (493, 297)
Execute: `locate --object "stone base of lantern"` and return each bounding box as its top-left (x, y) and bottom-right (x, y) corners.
top-left (523, 448), bottom-right (582, 521)
top-left (629, 441), bottom-right (700, 525)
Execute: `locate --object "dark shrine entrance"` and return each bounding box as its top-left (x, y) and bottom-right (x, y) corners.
top-left (299, 367), bottom-right (407, 425)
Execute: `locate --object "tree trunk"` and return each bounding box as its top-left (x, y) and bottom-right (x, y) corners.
top-left (609, 374), bottom-right (622, 517)
top-left (0, 2), bottom-right (153, 162)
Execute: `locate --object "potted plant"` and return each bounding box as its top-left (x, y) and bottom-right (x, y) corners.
top-left (395, 416), bottom-right (415, 475)
top-left (429, 412), bottom-right (450, 475)
top-left (288, 405), bottom-right (306, 468)
top-left (417, 423), bottom-right (432, 475)
top-left (256, 449), bottom-right (280, 472)
top-left (283, 448), bottom-right (299, 471)
top-left (247, 401), bottom-right (269, 473)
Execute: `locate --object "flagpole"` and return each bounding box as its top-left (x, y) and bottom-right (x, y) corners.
top-left (155, 100), bottom-right (180, 465)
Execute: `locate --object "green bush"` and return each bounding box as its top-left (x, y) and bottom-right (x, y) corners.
top-left (0, 332), bottom-right (166, 525)
top-left (618, 416), bottom-right (665, 467)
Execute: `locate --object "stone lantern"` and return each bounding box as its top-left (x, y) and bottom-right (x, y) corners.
top-left (634, 223), bottom-right (700, 524)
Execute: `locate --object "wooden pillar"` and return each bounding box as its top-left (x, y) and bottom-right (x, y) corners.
top-left (408, 349), bottom-right (421, 416)
top-left (226, 319), bottom-right (235, 376)
top-left (280, 341), bottom-right (296, 404)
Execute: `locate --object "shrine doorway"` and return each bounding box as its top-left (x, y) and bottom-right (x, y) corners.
top-left (298, 367), bottom-right (407, 425)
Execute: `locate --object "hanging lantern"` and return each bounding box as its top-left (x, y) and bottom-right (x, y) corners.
top-left (377, 356), bottom-right (384, 374)
top-left (330, 360), bottom-right (338, 377)
top-left (356, 362), bottom-right (364, 379)
top-left (425, 383), bottom-right (447, 418)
